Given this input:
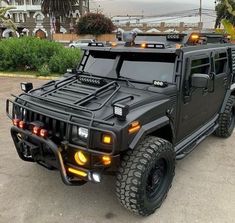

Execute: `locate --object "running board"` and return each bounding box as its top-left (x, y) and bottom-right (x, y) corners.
top-left (176, 123), bottom-right (219, 160)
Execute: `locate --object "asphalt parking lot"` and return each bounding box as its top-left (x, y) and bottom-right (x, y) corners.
top-left (0, 77), bottom-right (235, 223)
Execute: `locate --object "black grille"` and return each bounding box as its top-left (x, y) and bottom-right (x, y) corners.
top-left (232, 49), bottom-right (235, 74)
top-left (26, 110), bottom-right (67, 140)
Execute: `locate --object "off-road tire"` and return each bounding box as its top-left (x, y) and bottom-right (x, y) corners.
top-left (214, 95), bottom-right (235, 138)
top-left (116, 136), bottom-right (175, 216)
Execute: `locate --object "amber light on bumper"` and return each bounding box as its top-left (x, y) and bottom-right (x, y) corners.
top-left (102, 156), bottom-right (111, 166)
top-left (32, 126), bottom-right (41, 135)
top-left (68, 168), bottom-right (87, 177)
top-left (19, 121), bottom-right (26, 129)
top-left (13, 119), bottom-right (20, 127)
top-left (32, 126), bottom-right (49, 138)
top-left (40, 129), bottom-right (48, 138)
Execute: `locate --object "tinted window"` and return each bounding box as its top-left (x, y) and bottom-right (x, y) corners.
top-left (81, 40), bottom-right (92, 43)
top-left (214, 52), bottom-right (227, 74)
top-left (120, 53), bottom-right (176, 83)
top-left (191, 57), bottom-right (210, 76)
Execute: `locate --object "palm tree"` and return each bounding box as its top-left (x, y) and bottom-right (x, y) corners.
top-left (41, 0), bottom-right (79, 33)
top-left (0, 0), bottom-right (16, 38)
top-left (215, 0), bottom-right (235, 28)
top-left (225, 0), bottom-right (235, 16)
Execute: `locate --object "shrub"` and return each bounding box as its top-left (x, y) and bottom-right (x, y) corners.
top-left (76, 13), bottom-right (115, 35)
top-left (49, 48), bottom-right (81, 74)
top-left (38, 63), bottom-right (51, 76)
top-left (0, 37), bottom-right (82, 74)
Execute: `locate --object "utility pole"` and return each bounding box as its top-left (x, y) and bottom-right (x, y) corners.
top-left (199, 0), bottom-right (202, 23)
top-left (199, 0), bottom-right (202, 31)
top-left (87, 0), bottom-right (90, 12)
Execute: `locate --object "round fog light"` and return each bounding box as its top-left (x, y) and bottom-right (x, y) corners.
top-left (74, 151), bottom-right (88, 166)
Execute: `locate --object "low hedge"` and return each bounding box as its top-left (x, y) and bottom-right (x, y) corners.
top-left (0, 37), bottom-right (81, 75)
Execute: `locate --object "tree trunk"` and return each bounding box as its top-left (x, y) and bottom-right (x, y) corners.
top-left (79, 0), bottom-right (83, 17)
top-left (55, 16), bottom-right (61, 33)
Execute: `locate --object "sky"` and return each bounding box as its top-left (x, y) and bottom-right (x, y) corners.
top-left (90, 0), bottom-right (216, 16)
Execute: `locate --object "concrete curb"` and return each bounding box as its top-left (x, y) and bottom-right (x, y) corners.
top-left (0, 73), bottom-right (59, 80)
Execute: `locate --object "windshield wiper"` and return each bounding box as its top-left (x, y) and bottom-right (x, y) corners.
top-left (118, 76), bottom-right (153, 85)
top-left (117, 77), bottom-right (136, 87)
top-left (78, 71), bottom-right (94, 77)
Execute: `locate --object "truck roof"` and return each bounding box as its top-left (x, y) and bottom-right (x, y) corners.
top-left (83, 32), bottom-right (232, 54)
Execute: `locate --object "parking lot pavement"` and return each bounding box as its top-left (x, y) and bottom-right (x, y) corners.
top-left (0, 77), bottom-right (235, 223)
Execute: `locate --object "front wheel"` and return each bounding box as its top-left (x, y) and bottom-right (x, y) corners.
top-left (116, 136), bottom-right (175, 216)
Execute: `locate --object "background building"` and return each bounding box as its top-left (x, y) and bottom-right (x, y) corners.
top-left (0, 0), bottom-right (89, 39)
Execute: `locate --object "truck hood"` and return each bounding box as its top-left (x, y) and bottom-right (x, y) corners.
top-left (21, 77), bottom-right (174, 123)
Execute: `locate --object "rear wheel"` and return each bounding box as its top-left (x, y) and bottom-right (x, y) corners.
top-left (214, 95), bottom-right (235, 138)
top-left (116, 136), bottom-right (175, 216)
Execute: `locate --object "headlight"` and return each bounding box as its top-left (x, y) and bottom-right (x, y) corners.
top-left (78, 127), bottom-right (89, 139)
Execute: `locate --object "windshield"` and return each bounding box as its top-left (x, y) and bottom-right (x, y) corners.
top-left (83, 51), bottom-right (116, 76)
top-left (120, 53), bottom-right (175, 83)
top-left (82, 51), bottom-right (176, 83)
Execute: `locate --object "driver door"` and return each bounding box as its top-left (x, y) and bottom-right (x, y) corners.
top-left (176, 51), bottom-right (214, 141)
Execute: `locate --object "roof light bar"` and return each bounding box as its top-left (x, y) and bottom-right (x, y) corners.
top-left (166, 34), bottom-right (183, 41)
top-left (139, 43), bottom-right (166, 49)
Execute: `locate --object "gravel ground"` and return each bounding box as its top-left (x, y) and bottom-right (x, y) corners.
top-left (0, 77), bottom-right (234, 223)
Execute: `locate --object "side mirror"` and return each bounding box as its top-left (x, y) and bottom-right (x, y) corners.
top-left (191, 73), bottom-right (210, 89)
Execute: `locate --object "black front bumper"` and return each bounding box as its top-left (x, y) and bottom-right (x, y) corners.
top-left (11, 126), bottom-right (119, 186)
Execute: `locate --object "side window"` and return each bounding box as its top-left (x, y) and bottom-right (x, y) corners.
top-left (81, 40), bottom-right (90, 43)
top-left (190, 57), bottom-right (210, 76)
top-left (214, 52), bottom-right (228, 75)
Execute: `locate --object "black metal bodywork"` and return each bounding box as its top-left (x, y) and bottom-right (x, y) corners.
top-left (6, 32), bottom-right (235, 185)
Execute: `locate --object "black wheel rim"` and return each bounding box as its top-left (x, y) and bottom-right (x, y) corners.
top-left (146, 158), bottom-right (167, 200)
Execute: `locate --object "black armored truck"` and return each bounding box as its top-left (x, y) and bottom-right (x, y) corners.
top-left (6, 32), bottom-right (235, 216)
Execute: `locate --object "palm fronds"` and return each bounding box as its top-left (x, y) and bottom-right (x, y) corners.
top-left (41, 0), bottom-right (78, 16)
top-left (0, 0), bottom-right (16, 31)
top-left (222, 19), bottom-right (235, 40)
top-left (225, 0), bottom-right (235, 16)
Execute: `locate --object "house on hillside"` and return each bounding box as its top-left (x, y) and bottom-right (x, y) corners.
top-left (0, 0), bottom-right (89, 39)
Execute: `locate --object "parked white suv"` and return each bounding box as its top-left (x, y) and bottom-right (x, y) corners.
top-left (69, 39), bottom-right (95, 48)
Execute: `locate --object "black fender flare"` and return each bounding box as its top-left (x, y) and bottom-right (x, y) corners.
top-left (129, 116), bottom-right (170, 150)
